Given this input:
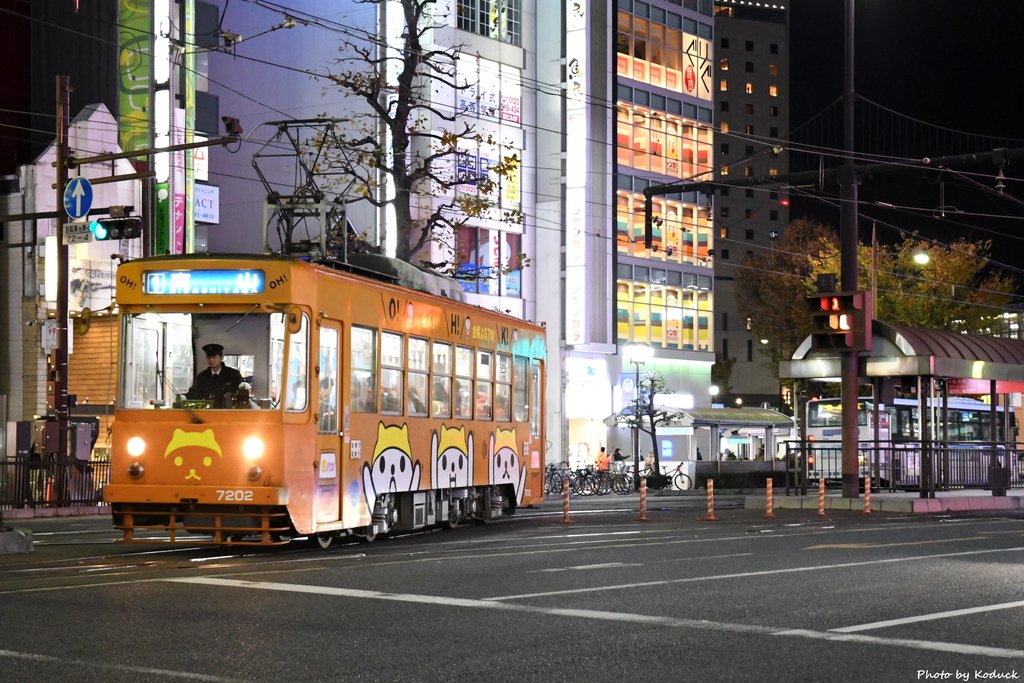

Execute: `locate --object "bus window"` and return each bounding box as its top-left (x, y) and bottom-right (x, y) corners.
top-left (512, 356), bottom-right (528, 422)
top-left (381, 332), bottom-right (404, 414)
top-left (350, 326), bottom-right (377, 412)
top-left (455, 345), bottom-right (473, 419)
top-left (431, 341), bottom-right (452, 418)
top-left (408, 337), bottom-right (429, 416)
top-left (318, 327), bottom-right (339, 433)
top-left (476, 351), bottom-right (493, 419)
top-left (285, 314), bottom-right (309, 411)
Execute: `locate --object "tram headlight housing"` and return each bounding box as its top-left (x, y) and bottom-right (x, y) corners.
top-left (242, 437), bottom-right (265, 462)
top-left (127, 461), bottom-right (144, 479)
top-left (126, 437), bottom-right (146, 457)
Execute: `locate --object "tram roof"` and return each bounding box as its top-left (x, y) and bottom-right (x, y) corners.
top-left (780, 320), bottom-right (1024, 383)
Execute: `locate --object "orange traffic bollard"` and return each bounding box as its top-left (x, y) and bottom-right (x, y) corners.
top-left (45, 476), bottom-right (54, 506)
top-left (704, 479), bottom-right (717, 521)
top-left (818, 477), bottom-right (826, 517)
top-left (638, 477), bottom-right (648, 521)
top-left (864, 476), bottom-right (872, 515)
top-left (561, 478), bottom-right (572, 524)
top-left (764, 477), bottom-right (775, 518)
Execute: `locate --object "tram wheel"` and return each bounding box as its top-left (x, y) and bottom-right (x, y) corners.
top-left (446, 500), bottom-right (462, 529)
top-left (312, 532), bottom-right (334, 549)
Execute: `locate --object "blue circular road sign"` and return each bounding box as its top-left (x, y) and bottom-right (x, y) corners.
top-left (63, 177), bottom-right (93, 220)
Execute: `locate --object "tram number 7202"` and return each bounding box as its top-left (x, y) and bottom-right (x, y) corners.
top-left (216, 489), bottom-right (255, 502)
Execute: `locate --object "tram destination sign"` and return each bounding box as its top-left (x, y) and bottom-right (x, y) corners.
top-left (143, 269), bottom-right (266, 295)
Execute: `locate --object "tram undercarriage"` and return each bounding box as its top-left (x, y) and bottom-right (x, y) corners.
top-left (111, 484), bottom-right (518, 547)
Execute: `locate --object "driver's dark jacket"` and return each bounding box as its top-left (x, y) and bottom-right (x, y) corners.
top-left (186, 366), bottom-right (243, 408)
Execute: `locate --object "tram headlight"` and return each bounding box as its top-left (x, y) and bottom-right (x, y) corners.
top-left (242, 437), bottom-right (265, 462)
top-left (126, 437), bottom-right (146, 457)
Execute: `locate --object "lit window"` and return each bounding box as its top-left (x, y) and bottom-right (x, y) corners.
top-left (768, 167), bottom-right (779, 177)
top-left (719, 79), bottom-right (728, 92)
top-left (744, 82), bottom-right (754, 94)
top-left (720, 121), bottom-right (729, 133)
top-left (769, 85), bottom-right (778, 97)
top-left (768, 64), bottom-right (779, 76)
top-left (720, 58), bottom-right (729, 71)
top-left (720, 165), bottom-right (729, 176)
top-left (744, 166), bottom-right (753, 177)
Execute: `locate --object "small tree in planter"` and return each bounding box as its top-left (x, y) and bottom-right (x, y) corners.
top-left (612, 372), bottom-right (685, 489)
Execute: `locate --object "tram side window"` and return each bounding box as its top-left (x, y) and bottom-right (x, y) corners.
top-left (476, 350), bottom-right (493, 419)
top-left (431, 341), bottom-right (453, 418)
top-left (512, 355), bottom-right (528, 422)
top-left (455, 345), bottom-right (474, 419)
top-left (495, 353), bottom-right (511, 421)
top-left (285, 314), bottom-right (310, 411)
top-left (408, 337), bottom-right (428, 416)
top-left (381, 332), bottom-right (404, 414)
top-left (529, 360), bottom-right (541, 437)
top-left (351, 326), bottom-right (377, 412)
top-left (318, 327), bottom-right (339, 433)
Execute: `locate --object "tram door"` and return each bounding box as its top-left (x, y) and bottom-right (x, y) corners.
top-left (314, 321), bottom-right (342, 525)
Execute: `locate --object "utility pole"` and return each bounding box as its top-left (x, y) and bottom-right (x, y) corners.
top-left (54, 75), bottom-right (71, 478)
top-left (839, 0), bottom-right (860, 498)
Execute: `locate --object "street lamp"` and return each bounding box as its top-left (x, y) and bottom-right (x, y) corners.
top-left (623, 342), bottom-right (654, 484)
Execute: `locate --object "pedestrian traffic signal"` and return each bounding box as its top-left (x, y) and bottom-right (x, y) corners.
top-left (805, 291), bottom-right (872, 352)
top-left (88, 207), bottom-right (143, 241)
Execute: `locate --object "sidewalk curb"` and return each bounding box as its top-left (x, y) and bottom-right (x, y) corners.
top-left (742, 495), bottom-right (1023, 514)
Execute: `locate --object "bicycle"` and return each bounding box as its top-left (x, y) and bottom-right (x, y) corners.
top-left (665, 462), bottom-right (694, 491)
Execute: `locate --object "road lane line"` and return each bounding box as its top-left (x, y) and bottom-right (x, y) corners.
top-left (163, 577), bottom-right (1024, 660)
top-left (532, 562), bottom-right (643, 573)
top-left (805, 536), bottom-right (987, 550)
top-left (480, 546), bottom-right (1024, 601)
top-left (830, 599), bottom-right (1024, 633)
top-left (0, 648), bottom-right (241, 681)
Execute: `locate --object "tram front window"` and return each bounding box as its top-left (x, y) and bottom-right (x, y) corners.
top-left (120, 311), bottom-right (287, 410)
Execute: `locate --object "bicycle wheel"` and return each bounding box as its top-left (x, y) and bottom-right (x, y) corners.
top-left (613, 473), bottom-right (634, 495)
top-left (673, 472), bottom-right (694, 491)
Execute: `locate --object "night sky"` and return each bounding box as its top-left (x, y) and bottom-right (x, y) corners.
top-left (786, 0), bottom-right (1024, 261)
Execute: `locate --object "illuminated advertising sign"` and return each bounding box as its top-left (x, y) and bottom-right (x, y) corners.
top-left (143, 270), bottom-right (266, 295)
top-left (565, 0), bottom-right (588, 346)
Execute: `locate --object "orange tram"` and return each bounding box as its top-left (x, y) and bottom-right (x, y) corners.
top-left (104, 253), bottom-right (547, 546)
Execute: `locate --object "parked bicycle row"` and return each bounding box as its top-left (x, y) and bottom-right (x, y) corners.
top-left (544, 462), bottom-right (694, 496)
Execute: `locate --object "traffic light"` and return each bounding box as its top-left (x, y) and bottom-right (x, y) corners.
top-left (805, 290), bottom-right (872, 352)
top-left (88, 206), bottom-right (142, 240)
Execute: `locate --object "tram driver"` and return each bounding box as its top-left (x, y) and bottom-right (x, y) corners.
top-left (186, 343), bottom-right (243, 408)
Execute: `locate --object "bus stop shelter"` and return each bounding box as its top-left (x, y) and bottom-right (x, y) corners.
top-left (779, 320), bottom-right (1024, 496)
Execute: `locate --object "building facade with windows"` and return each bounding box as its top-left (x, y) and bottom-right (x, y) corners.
top-left (712, 0), bottom-right (790, 411)
top-left (535, 0), bottom-right (718, 468)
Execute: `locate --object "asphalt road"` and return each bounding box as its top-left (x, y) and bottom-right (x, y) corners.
top-left (2, 497), bottom-right (1023, 682)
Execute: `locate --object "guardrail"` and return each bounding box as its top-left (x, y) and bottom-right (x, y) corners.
top-left (782, 441), bottom-right (1023, 492)
top-left (0, 456), bottom-right (110, 509)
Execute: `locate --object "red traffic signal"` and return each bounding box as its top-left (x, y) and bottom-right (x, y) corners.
top-left (805, 291), bottom-right (871, 352)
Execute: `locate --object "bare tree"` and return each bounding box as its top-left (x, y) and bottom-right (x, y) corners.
top-left (317, 0), bottom-right (522, 272)
top-left (612, 372), bottom-right (685, 484)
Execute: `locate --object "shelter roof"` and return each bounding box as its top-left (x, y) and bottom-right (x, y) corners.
top-left (780, 320), bottom-right (1024, 383)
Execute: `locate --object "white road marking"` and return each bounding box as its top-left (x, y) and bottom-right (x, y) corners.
top-left (0, 648), bottom-right (240, 681)
top-left (830, 599), bottom-right (1024, 633)
top-left (164, 576), bottom-right (1024, 660)
top-left (482, 546), bottom-right (1024, 601)
top-left (532, 562), bottom-right (642, 573)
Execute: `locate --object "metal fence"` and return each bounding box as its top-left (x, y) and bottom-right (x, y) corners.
top-left (0, 456), bottom-right (110, 510)
top-left (784, 441), bottom-right (1024, 492)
